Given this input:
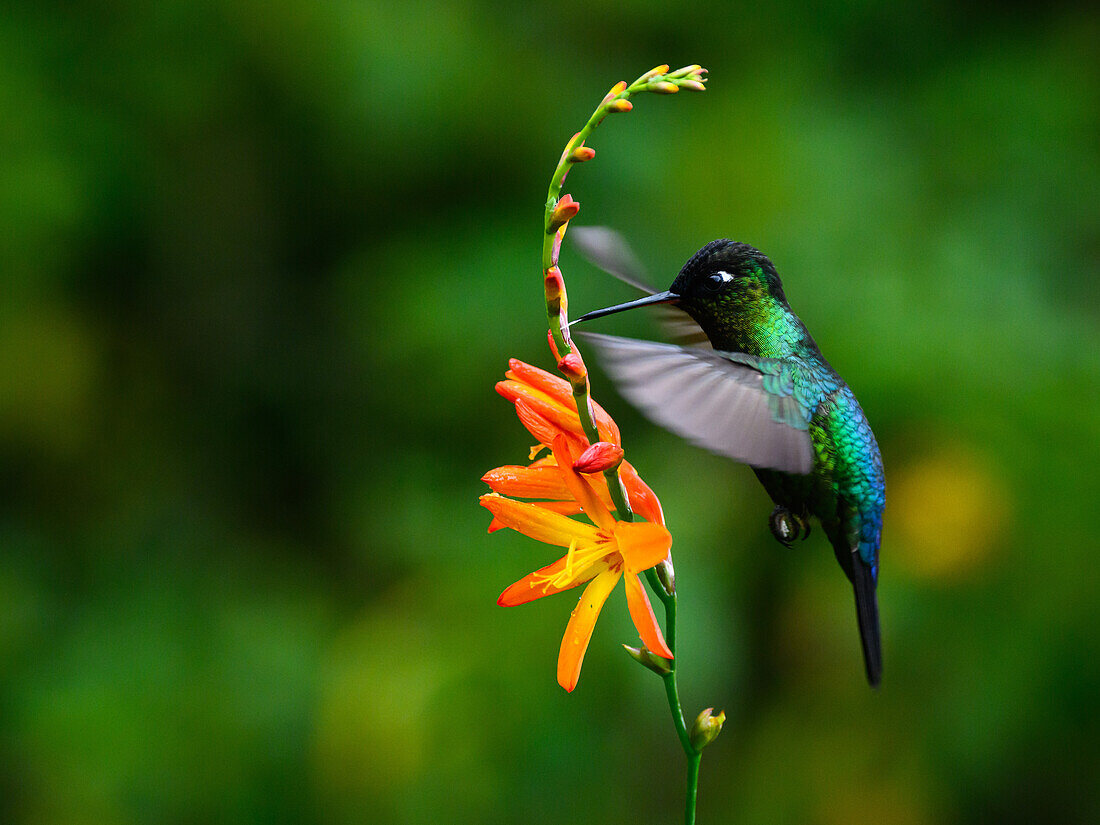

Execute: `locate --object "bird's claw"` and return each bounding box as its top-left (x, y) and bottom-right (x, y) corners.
top-left (769, 506), bottom-right (797, 548)
top-left (769, 505), bottom-right (811, 547)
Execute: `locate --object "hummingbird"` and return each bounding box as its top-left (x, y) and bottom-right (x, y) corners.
top-left (570, 230), bottom-right (885, 686)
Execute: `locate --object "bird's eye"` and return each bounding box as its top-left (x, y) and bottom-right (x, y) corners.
top-left (702, 270), bottom-right (734, 293)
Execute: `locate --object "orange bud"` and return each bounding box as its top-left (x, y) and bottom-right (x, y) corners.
top-left (606, 81), bottom-right (628, 98)
top-left (573, 441), bottom-right (624, 474)
top-left (649, 81), bottom-right (679, 94)
top-left (547, 194), bottom-right (580, 233)
top-left (607, 99), bottom-right (633, 113)
top-left (556, 352), bottom-right (587, 382)
top-left (643, 64), bottom-right (670, 79)
top-left (680, 79), bottom-right (706, 92)
top-left (569, 146), bottom-right (596, 163)
top-left (544, 267), bottom-right (565, 302)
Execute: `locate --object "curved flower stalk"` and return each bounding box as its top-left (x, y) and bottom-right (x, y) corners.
top-left (541, 65), bottom-right (708, 523)
top-left (480, 64), bottom-right (717, 825)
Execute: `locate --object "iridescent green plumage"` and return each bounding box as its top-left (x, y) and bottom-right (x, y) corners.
top-left (575, 238), bottom-right (885, 685)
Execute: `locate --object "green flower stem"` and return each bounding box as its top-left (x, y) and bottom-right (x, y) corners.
top-left (542, 65), bottom-right (706, 522)
top-left (542, 65), bottom-right (709, 822)
top-left (569, 384), bottom-right (635, 520)
top-left (646, 567), bottom-right (703, 825)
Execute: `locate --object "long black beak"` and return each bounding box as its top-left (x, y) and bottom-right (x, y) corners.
top-left (570, 290), bottom-right (679, 325)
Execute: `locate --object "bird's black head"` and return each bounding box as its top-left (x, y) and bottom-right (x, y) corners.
top-left (669, 239), bottom-right (787, 308)
top-left (571, 239), bottom-right (792, 349)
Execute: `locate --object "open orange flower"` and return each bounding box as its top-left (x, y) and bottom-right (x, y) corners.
top-left (485, 359), bottom-right (664, 527)
top-left (482, 435), bottom-right (673, 692)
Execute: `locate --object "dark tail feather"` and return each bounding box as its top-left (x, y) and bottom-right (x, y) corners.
top-left (851, 558), bottom-right (882, 687)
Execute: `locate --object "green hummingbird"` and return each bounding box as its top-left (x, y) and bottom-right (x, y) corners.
top-left (570, 229), bottom-right (885, 686)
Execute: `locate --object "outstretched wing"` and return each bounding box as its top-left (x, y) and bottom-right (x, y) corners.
top-left (569, 226), bottom-right (709, 347)
top-left (580, 332), bottom-right (814, 474)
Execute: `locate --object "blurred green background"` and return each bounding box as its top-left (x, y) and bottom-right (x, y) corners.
top-left (2, 1), bottom-right (1098, 823)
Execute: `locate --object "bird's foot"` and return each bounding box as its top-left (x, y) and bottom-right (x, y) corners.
top-left (769, 506), bottom-right (797, 548)
top-left (769, 506), bottom-right (811, 547)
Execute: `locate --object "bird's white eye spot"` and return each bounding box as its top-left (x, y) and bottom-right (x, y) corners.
top-left (702, 270), bottom-right (736, 292)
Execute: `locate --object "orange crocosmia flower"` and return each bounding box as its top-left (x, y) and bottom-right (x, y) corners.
top-left (481, 435), bottom-right (673, 692)
top-left (491, 359), bottom-right (664, 527)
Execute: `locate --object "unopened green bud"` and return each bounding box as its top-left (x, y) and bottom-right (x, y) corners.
top-left (655, 557), bottom-right (675, 596)
top-left (689, 707), bottom-right (725, 750)
top-left (623, 644), bottom-right (673, 676)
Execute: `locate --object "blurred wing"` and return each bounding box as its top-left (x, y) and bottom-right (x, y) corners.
top-left (570, 226), bottom-right (709, 348)
top-left (580, 332), bottom-right (814, 474)
top-left (568, 225), bottom-right (656, 292)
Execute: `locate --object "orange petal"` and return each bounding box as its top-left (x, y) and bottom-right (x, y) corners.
top-left (487, 517), bottom-right (506, 533)
top-left (514, 398), bottom-right (567, 446)
top-left (621, 461), bottom-right (665, 526)
top-left (507, 359), bottom-right (574, 407)
top-left (497, 381), bottom-right (583, 437)
top-left (624, 573), bottom-right (673, 659)
top-left (589, 398), bottom-right (621, 446)
top-left (480, 494), bottom-right (600, 547)
top-left (481, 466), bottom-right (614, 514)
top-left (532, 500), bottom-right (584, 517)
top-left (557, 568), bottom-right (621, 692)
top-left (482, 464), bottom-right (572, 499)
top-left (504, 360), bottom-right (620, 445)
top-left (614, 521), bottom-right (673, 574)
top-left (498, 556), bottom-right (604, 606)
top-left (551, 436), bottom-right (615, 531)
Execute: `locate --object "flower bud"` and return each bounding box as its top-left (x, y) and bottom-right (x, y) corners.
top-left (557, 352), bottom-right (587, 383)
top-left (642, 64), bottom-right (670, 79)
top-left (649, 80), bottom-right (679, 94)
top-left (623, 644), bottom-right (672, 676)
top-left (655, 557), bottom-right (675, 596)
top-left (606, 98), bottom-right (633, 113)
top-left (573, 441), bottom-right (624, 474)
top-left (679, 79), bottom-right (706, 92)
top-left (544, 267), bottom-right (565, 303)
top-left (671, 64), bottom-right (702, 77)
top-left (547, 194), bottom-right (580, 233)
top-left (544, 268), bottom-right (569, 328)
top-left (569, 146), bottom-right (596, 163)
top-left (604, 80), bottom-right (628, 100)
top-left (689, 707), bottom-right (725, 751)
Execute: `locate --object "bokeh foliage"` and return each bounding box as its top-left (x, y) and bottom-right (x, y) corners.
top-left (1, 1), bottom-right (1098, 823)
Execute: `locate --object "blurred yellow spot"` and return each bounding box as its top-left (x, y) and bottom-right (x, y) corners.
top-left (0, 306), bottom-right (97, 453)
top-left (311, 590), bottom-right (444, 802)
top-left (819, 780), bottom-right (932, 825)
top-left (890, 446), bottom-right (1011, 581)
